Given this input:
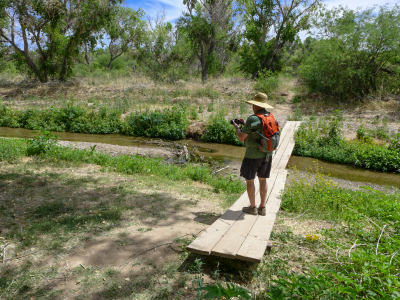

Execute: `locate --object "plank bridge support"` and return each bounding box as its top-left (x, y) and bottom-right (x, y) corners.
top-left (187, 121), bottom-right (302, 263)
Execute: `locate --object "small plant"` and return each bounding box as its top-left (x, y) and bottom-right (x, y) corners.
top-left (201, 113), bottom-right (242, 146)
top-left (288, 105), bottom-right (303, 121)
top-left (388, 133), bottom-right (400, 152)
top-left (197, 282), bottom-right (252, 299)
top-left (26, 130), bottom-right (60, 156)
top-left (356, 125), bottom-right (373, 143)
top-left (191, 258), bottom-right (205, 300)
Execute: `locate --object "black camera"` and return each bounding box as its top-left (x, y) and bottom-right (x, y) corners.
top-left (230, 118), bottom-right (245, 125)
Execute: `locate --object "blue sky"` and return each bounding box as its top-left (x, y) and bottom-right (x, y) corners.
top-left (124, 0), bottom-right (399, 24)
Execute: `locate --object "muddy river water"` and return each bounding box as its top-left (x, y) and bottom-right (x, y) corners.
top-left (1, 127), bottom-right (399, 189)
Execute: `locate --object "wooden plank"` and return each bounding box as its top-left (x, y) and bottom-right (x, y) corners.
top-left (235, 215), bottom-right (276, 262)
top-left (210, 212), bottom-right (258, 258)
top-left (235, 173), bottom-right (288, 262)
top-left (210, 171), bottom-right (282, 258)
top-left (247, 212), bottom-right (276, 239)
top-left (187, 219), bottom-right (234, 255)
top-left (235, 237), bottom-right (269, 262)
top-left (273, 122), bottom-right (297, 170)
top-left (265, 170), bottom-right (288, 214)
top-left (274, 123), bottom-right (301, 171)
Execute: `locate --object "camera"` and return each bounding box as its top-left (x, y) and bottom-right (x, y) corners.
top-left (230, 118), bottom-right (245, 125)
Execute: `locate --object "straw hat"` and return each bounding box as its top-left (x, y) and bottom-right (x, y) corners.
top-left (245, 92), bottom-right (273, 109)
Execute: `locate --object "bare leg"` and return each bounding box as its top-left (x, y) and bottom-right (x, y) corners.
top-left (259, 177), bottom-right (268, 208)
top-left (246, 179), bottom-right (256, 208)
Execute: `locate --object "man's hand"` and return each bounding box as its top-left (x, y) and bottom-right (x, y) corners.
top-left (233, 119), bottom-right (248, 142)
top-left (233, 118), bottom-right (245, 129)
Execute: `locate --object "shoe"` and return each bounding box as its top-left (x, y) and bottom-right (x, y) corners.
top-left (258, 206), bottom-right (266, 216)
top-left (242, 206), bottom-right (257, 215)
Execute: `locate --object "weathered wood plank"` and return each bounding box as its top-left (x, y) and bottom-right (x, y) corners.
top-left (235, 237), bottom-right (269, 262)
top-left (210, 170), bottom-right (282, 258)
top-left (210, 212), bottom-right (258, 258)
top-left (265, 170), bottom-right (288, 214)
top-left (186, 219), bottom-right (234, 255)
top-left (235, 172), bottom-right (287, 262)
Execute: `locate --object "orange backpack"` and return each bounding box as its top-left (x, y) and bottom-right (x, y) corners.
top-left (254, 112), bottom-right (280, 152)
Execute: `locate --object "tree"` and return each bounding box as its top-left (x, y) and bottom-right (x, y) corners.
top-left (237, 0), bottom-right (320, 78)
top-left (135, 10), bottom-right (194, 82)
top-left (178, 0), bottom-right (239, 82)
top-left (104, 6), bottom-right (146, 70)
top-left (0, 0), bottom-right (122, 82)
top-left (299, 5), bottom-right (400, 98)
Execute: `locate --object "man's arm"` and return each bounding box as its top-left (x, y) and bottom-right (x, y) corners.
top-left (233, 120), bottom-right (248, 142)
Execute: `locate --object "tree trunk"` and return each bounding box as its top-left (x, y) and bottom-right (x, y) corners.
top-left (108, 57), bottom-right (114, 70)
top-left (85, 44), bottom-right (90, 65)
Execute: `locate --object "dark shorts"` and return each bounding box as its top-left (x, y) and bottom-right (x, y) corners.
top-left (240, 156), bottom-right (272, 180)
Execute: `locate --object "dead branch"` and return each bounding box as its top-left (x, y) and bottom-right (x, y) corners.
top-left (348, 241), bottom-right (367, 261)
top-left (282, 209), bottom-right (310, 220)
top-left (336, 244), bottom-right (347, 267)
top-left (390, 250), bottom-right (399, 264)
top-left (375, 224), bottom-right (387, 255)
top-left (2, 243), bottom-right (10, 263)
top-left (213, 166), bottom-right (229, 174)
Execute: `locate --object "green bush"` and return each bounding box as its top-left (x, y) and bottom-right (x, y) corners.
top-left (254, 70), bottom-right (279, 93)
top-left (389, 133), bottom-right (400, 152)
top-left (201, 114), bottom-right (242, 146)
top-left (68, 107), bottom-right (122, 134)
top-left (0, 138), bottom-right (26, 163)
top-left (26, 130), bottom-right (60, 156)
top-left (0, 105), bottom-right (122, 134)
top-left (298, 5), bottom-right (400, 99)
top-left (0, 106), bottom-right (22, 127)
top-left (122, 107), bottom-right (188, 140)
top-left (294, 115), bottom-right (400, 172)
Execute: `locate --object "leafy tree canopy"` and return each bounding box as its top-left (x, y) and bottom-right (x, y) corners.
top-left (299, 4), bottom-right (400, 98)
top-left (0, 0), bottom-right (122, 82)
top-left (237, 0), bottom-right (320, 78)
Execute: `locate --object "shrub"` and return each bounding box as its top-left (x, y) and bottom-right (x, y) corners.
top-left (298, 5), bottom-right (400, 99)
top-left (0, 106), bottom-right (22, 127)
top-left (389, 133), bottom-right (400, 152)
top-left (254, 69), bottom-right (279, 94)
top-left (294, 115), bottom-right (400, 173)
top-left (0, 138), bottom-right (26, 163)
top-left (26, 130), bottom-right (60, 156)
top-left (201, 114), bottom-right (242, 146)
top-left (122, 107), bottom-right (188, 140)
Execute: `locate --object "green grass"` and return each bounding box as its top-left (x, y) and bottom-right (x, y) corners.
top-left (1, 133), bottom-right (245, 194)
top-left (264, 171), bottom-right (400, 299)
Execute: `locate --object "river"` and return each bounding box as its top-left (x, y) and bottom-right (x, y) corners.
top-left (1, 127), bottom-right (399, 189)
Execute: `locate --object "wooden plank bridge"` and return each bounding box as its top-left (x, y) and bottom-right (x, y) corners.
top-left (187, 121), bottom-right (302, 263)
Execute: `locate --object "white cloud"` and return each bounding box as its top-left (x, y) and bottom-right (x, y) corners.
top-left (323, 0), bottom-right (398, 10)
top-left (125, 0), bottom-right (187, 23)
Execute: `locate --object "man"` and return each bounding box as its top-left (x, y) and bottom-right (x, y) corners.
top-left (232, 93), bottom-right (274, 216)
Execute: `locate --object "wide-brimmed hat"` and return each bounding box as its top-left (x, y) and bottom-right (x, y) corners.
top-left (245, 93), bottom-right (273, 109)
